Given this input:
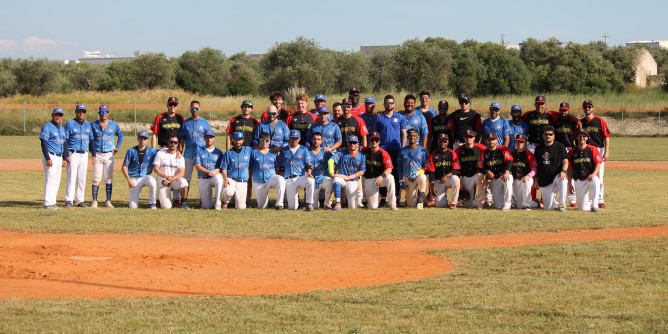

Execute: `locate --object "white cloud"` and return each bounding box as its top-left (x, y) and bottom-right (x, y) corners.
top-left (0, 36), bottom-right (78, 59)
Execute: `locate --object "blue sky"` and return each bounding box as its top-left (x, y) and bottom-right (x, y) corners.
top-left (1, 0), bottom-right (666, 60)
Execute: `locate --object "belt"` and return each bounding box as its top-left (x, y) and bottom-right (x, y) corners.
top-left (49, 152), bottom-right (62, 157)
top-left (99, 151), bottom-right (113, 153)
top-left (198, 175), bottom-right (212, 179)
top-left (230, 177), bottom-right (247, 183)
top-left (285, 175), bottom-right (299, 179)
top-left (575, 178), bottom-right (587, 182)
top-left (69, 150), bottom-right (86, 154)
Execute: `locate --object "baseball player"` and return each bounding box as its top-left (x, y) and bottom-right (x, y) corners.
top-left (286, 94), bottom-right (317, 145)
top-left (399, 94), bottom-right (429, 150)
top-left (522, 96), bottom-right (558, 152)
top-left (90, 104), bottom-right (124, 208)
top-left (40, 107), bottom-right (66, 209)
top-left (569, 130), bottom-right (602, 212)
top-left (397, 129), bottom-right (430, 209)
top-left (373, 95), bottom-right (407, 206)
top-left (220, 132), bottom-right (253, 209)
top-left (260, 92), bottom-right (290, 122)
top-left (417, 91), bottom-right (437, 124)
top-left (153, 135), bottom-right (189, 209)
top-left (121, 131), bottom-right (159, 209)
top-left (481, 102), bottom-right (512, 147)
top-left (336, 98), bottom-right (369, 149)
top-left (254, 105), bottom-right (290, 152)
top-left (362, 131), bottom-right (397, 210)
top-left (309, 94), bottom-right (327, 117)
top-left (151, 97), bottom-right (185, 148)
top-left (348, 87), bottom-right (365, 117)
top-left (63, 104), bottom-right (94, 208)
top-left (329, 135), bottom-right (366, 210)
top-left (455, 129), bottom-right (486, 209)
top-left (424, 134), bottom-right (460, 208)
top-left (277, 130), bottom-right (315, 211)
top-left (306, 106), bottom-right (342, 152)
top-left (450, 94), bottom-right (482, 148)
top-left (226, 100), bottom-right (259, 150)
top-left (553, 102), bottom-right (582, 207)
top-left (510, 134), bottom-right (538, 210)
top-left (508, 104), bottom-right (529, 151)
top-left (194, 130), bottom-right (224, 210)
top-left (580, 99), bottom-right (610, 208)
top-left (359, 97), bottom-right (378, 141)
top-left (534, 125), bottom-right (569, 211)
top-left (479, 132), bottom-right (514, 210)
top-left (428, 100), bottom-right (451, 152)
top-left (251, 132), bottom-right (286, 209)
top-left (309, 132), bottom-right (335, 209)
top-left (179, 100), bottom-right (211, 200)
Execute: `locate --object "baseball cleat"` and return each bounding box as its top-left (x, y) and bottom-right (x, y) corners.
top-left (449, 204), bottom-right (457, 209)
top-left (591, 206), bottom-right (599, 213)
top-left (172, 199), bottom-right (181, 208)
top-left (333, 203), bottom-right (342, 211)
top-left (65, 201), bottom-right (73, 208)
top-left (305, 203), bottom-right (314, 211)
top-left (215, 205), bottom-right (222, 211)
top-left (149, 203), bottom-right (157, 210)
top-left (598, 203), bottom-right (606, 209)
top-left (105, 201), bottom-right (114, 208)
top-left (416, 203), bottom-right (424, 210)
top-left (559, 207), bottom-right (566, 212)
top-left (389, 204), bottom-right (397, 211)
top-left (45, 205), bottom-right (58, 210)
top-left (570, 202), bottom-right (577, 208)
top-left (221, 203), bottom-right (228, 209)
top-left (91, 200), bottom-right (98, 208)
top-left (76, 202), bottom-right (87, 208)
top-left (181, 202), bottom-right (190, 210)
top-left (275, 205), bottom-right (284, 211)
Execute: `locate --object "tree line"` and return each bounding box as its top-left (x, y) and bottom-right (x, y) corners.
top-left (1, 36), bottom-right (667, 98)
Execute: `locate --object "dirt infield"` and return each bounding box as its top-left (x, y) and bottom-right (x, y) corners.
top-left (1, 226), bottom-right (666, 299)
top-left (1, 159), bottom-right (665, 172)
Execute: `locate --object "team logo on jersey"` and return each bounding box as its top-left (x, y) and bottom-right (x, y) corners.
top-left (413, 120), bottom-right (418, 125)
top-left (243, 155), bottom-right (249, 160)
top-left (297, 154), bottom-right (302, 159)
top-left (393, 118), bottom-right (398, 123)
top-left (541, 152), bottom-right (552, 165)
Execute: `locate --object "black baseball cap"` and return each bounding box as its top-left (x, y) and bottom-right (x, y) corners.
top-left (167, 97), bottom-right (179, 105)
top-left (437, 133), bottom-right (449, 142)
top-left (463, 129), bottom-right (476, 137)
top-left (438, 100), bottom-right (449, 108)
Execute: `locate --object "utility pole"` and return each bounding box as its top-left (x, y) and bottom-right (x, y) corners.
top-left (501, 34), bottom-right (505, 46)
top-left (603, 32), bottom-right (610, 45)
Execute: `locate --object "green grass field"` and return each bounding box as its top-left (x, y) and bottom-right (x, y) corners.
top-left (0, 136), bottom-right (667, 333)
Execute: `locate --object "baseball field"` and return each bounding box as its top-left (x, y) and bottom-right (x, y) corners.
top-left (0, 136), bottom-right (666, 333)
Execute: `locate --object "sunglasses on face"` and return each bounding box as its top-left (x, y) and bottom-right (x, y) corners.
top-left (190, 107), bottom-right (200, 112)
top-left (168, 141), bottom-right (179, 145)
top-left (384, 102), bottom-right (395, 105)
top-left (259, 138), bottom-right (270, 143)
top-left (544, 133), bottom-right (555, 136)
top-left (168, 104), bottom-right (178, 108)
top-left (584, 106), bottom-right (593, 109)
top-left (370, 138), bottom-right (380, 142)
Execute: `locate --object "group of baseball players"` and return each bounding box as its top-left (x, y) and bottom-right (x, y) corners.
top-left (39, 90), bottom-right (609, 212)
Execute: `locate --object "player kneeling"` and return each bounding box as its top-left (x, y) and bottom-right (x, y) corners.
top-left (329, 135), bottom-right (366, 210)
top-left (398, 129), bottom-right (429, 209)
top-left (251, 133), bottom-right (286, 209)
top-left (154, 135), bottom-right (190, 209)
top-left (121, 131), bottom-right (159, 209)
top-left (569, 130), bottom-right (602, 212)
top-left (362, 132), bottom-right (397, 210)
top-left (220, 132), bottom-right (253, 209)
top-left (194, 130), bottom-right (224, 210)
top-left (424, 134), bottom-right (460, 208)
top-left (510, 134), bottom-right (538, 210)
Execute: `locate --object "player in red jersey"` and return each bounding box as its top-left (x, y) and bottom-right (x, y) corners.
top-left (569, 130), bottom-right (602, 212)
top-left (579, 99), bottom-right (610, 208)
top-left (151, 97), bottom-right (185, 148)
top-left (454, 129), bottom-right (486, 209)
top-left (522, 95), bottom-right (559, 152)
top-left (226, 100), bottom-right (259, 150)
top-left (479, 132), bottom-right (514, 210)
top-left (424, 134), bottom-right (460, 208)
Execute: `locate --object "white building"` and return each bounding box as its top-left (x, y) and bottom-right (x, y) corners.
top-left (626, 40), bottom-right (668, 49)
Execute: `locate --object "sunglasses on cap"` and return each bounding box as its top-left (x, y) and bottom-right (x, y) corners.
top-left (190, 107), bottom-right (200, 112)
top-left (168, 140), bottom-right (179, 145)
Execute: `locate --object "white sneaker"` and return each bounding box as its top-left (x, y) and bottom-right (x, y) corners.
top-left (416, 203), bottom-right (424, 210)
top-left (215, 205), bottom-right (222, 211)
top-left (105, 201), bottom-right (114, 208)
top-left (91, 200), bottom-right (98, 208)
top-left (389, 204), bottom-right (397, 211)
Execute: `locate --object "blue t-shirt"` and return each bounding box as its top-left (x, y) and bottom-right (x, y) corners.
top-left (278, 145), bottom-right (313, 177)
top-left (254, 120), bottom-right (290, 148)
top-left (179, 117), bottom-right (211, 159)
top-left (359, 113), bottom-right (378, 137)
top-left (400, 111), bottom-right (429, 146)
top-left (330, 150), bottom-right (366, 181)
top-left (250, 149), bottom-right (279, 183)
top-left (39, 121), bottom-right (65, 155)
top-left (91, 120), bottom-right (124, 154)
top-left (508, 120), bottom-right (530, 151)
top-left (64, 119), bottom-right (93, 152)
top-left (481, 117), bottom-right (512, 147)
top-left (193, 146), bottom-right (223, 178)
top-left (307, 122), bottom-right (342, 149)
top-left (397, 146), bottom-right (429, 180)
top-left (122, 146), bottom-right (158, 178)
top-left (374, 112), bottom-right (406, 151)
top-left (220, 146), bottom-right (252, 181)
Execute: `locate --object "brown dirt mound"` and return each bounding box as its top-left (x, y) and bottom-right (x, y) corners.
top-left (1, 225), bottom-right (666, 299)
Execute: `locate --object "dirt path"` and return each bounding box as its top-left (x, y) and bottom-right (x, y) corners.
top-left (1, 225), bottom-right (666, 299)
top-left (1, 159), bottom-right (665, 172)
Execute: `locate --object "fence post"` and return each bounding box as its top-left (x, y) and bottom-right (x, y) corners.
top-left (621, 110), bottom-right (624, 134)
top-left (23, 102), bottom-right (27, 133)
top-left (659, 111), bottom-right (662, 135)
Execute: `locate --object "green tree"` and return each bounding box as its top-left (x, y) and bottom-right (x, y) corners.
top-left (368, 51), bottom-right (396, 92)
top-left (176, 47), bottom-right (229, 96)
top-left (98, 60), bottom-right (137, 91)
top-left (475, 43), bottom-right (531, 95)
top-left (603, 46), bottom-right (640, 83)
top-left (450, 46), bottom-right (485, 95)
top-left (392, 38), bottom-right (453, 93)
top-left (227, 52), bottom-right (261, 96)
top-left (63, 62), bottom-right (107, 91)
top-left (131, 52), bottom-right (175, 89)
top-left (519, 38), bottom-right (565, 92)
top-left (332, 51), bottom-right (371, 94)
top-left (0, 59), bottom-right (17, 97)
top-left (12, 58), bottom-right (62, 96)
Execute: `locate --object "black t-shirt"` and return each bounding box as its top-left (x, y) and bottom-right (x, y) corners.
top-left (554, 116), bottom-right (580, 148)
top-left (534, 142), bottom-right (568, 187)
top-left (425, 150), bottom-right (460, 179)
top-left (363, 148), bottom-right (390, 178)
top-left (336, 116), bottom-right (364, 147)
top-left (569, 145), bottom-right (601, 180)
top-left (429, 116), bottom-right (451, 152)
top-left (455, 144), bottom-right (484, 178)
top-left (137, 147), bottom-right (146, 165)
top-left (227, 116), bottom-right (259, 147)
top-left (580, 116), bottom-right (610, 148)
top-left (450, 110), bottom-right (481, 142)
top-left (288, 113), bottom-right (316, 145)
top-left (153, 113), bottom-right (185, 147)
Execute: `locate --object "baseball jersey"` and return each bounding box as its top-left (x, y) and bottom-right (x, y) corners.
top-left (396, 146), bottom-right (429, 180)
top-left (307, 122), bottom-right (342, 149)
top-left (123, 146), bottom-right (159, 177)
top-left (425, 149), bottom-right (461, 179)
top-left (510, 149), bottom-right (537, 179)
top-left (91, 120), bottom-right (123, 154)
top-left (449, 109), bottom-right (482, 143)
top-left (534, 142), bottom-right (568, 187)
top-left (310, 147), bottom-right (334, 178)
top-left (64, 119), bottom-right (94, 156)
top-left (359, 112), bottom-right (378, 139)
top-left (193, 146), bottom-right (223, 178)
top-left (428, 116), bottom-right (452, 152)
top-left (278, 145), bottom-right (313, 177)
top-left (220, 146), bottom-right (252, 181)
top-left (179, 117), bottom-right (211, 159)
top-left (151, 112), bottom-right (185, 147)
top-left (254, 120), bottom-right (290, 148)
top-left (580, 116), bottom-right (610, 148)
top-left (508, 120), bottom-right (529, 151)
top-left (481, 117), bottom-right (512, 146)
top-left (400, 111), bottom-right (429, 146)
top-left (335, 115), bottom-right (369, 147)
top-left (351, 104), bottom-right (365, 117)
top-left (455, 143), bottom-right (486, 177)
top-left (250, 149), bottom-right (279, 183)
top-left (480, 146), bottom-right (514, 178)
top-left (374, 112), bottom-right (407, 151)
top-left (260, 107), bottom-right (290, 122)
top-left (553, 115), bottom-right (581, 148)
top-left (39, 121), bottom-right (65, 156)
top-left (417, 107), bottom-right (437, 124)
top-left (226, 115), bottom-right (259, 147)
top-left (286, 112), bottom-right (317, 145)
top-left (362, 147), bottom-right (393, 179)
top-left (154, 149), bottom-right (185, 178)
top-left (569, 144), bottom-right (603, 180)
top-left (522, 110), bottom-right (558, 144)
top-left (330, 150), bottom-right (366, 181)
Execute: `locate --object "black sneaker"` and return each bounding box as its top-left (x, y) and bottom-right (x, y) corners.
top-left (76, 202), bottom-right (87, 208)
top-left (379, 198), bottom-right (387, 208)
top-left (276, 205), bottom-right (284, 211)
top-left (65, 201), bottom-right (73, 208)
top-left (305, 203), bottom-right (314, 211)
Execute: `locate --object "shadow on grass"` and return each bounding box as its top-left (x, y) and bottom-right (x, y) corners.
top-left (457, 306), bottom-right (634, 321)
top-left (1, 200), bottom-right (43, 208)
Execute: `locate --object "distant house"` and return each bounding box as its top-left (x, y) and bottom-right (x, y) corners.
top-left (77, 57), bottom-right (134, 65)
top-left (633, 48), bottom-right (659, 88)
top-left (360, 45), bottom-right (399, 56)
top-left (626, 40), bottom-right (668, 49)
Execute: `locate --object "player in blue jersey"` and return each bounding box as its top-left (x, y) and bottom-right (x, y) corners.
top-left (40, 107), bottom-right (66, 209)
top-left (194, 130), bottom-right (224, 210)
top-left (220, 132), bottom-right (253, 209)
top-left (179, 100), bottom-right (211, 197)
top-left (308, 132), bottom-right (335, 209)
top-left (251, 132), bottom-right (286, 209)
top-left (329, 135), bottom-right (366, 210)
top-left (307, 106), bottom-right (342, 152)
top-left (508, 105), bottom-right (529, 151)
top-left (90, 104), bottom-right (124, 208)
top-left (397, 129), bottom-right (430, 209)
top-left (400, 94), bottom-right (429, 150)
top-left (359, 97), bottom-right (378, 144)
top-left (278, 130), bottom-right (315, 211)
top-left (481, 102), bottom-right (512, 148)
top-left (374, 95), bottom-right (407, 206)
top-left (121, 131), bottom-right (159, 209)
top-left (63, 104), bottom-right (95, 208)
top-left (254, 105), bottom-right (290, 153)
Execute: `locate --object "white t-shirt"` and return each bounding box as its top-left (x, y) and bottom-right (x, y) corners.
top-left (154, 149), bottom-right (185, 180)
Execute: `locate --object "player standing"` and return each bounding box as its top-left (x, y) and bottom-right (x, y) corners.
top-left (151, 97), bottom-right (185, 148)
top-left (307, 106), bottom-right (342, 152)
top-left (40, 107), bottom-right (66, 209)
top-left (580, 99), bottom-right (610, 209)
top-left (121, 131), bottom-right (159, 209)
top-left (399, 94), bottom-right (429, 150)
top-left (260, 92), bottom-right (291, 122)
top-left (286, 94), bottom-right (317, 145)
top-left (417, 91), bottom-right (437, 125)
top-left (336, 98), bottom-right (369, 149)
top-left (226, 100), bottom-right (259, 150)
top-left (359, 97), bottom-right (378, 142)
top-left (450, 94), bottom-right (482, 148)
top-left (348, 87), bottom-right (365, 117)
top-left (481, 102), bottom-right (512, 147)
top-left (254, 105), bottom-right (290, 152)
top-left (522, 96), bottom-right (558, 152)
top-left (63, 104), bottom-right (94, 208)
top-left (179, 100), bottom-right (211, 202)
top-left (90, 104), bottom-right (124, 208)
top-left (508, 105), bottom-right (529, 151)
top-left (193, 130), bottom-right (224, 210)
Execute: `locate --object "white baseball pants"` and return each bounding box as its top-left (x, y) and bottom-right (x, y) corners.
top-left (486, 176), bottom-right (513, 209)
top-left (65, 152), bottom-right (88, 204)
top-left (574, 177), bottom-right (601, 211)
top-left (461, 173), bottom-right (485, 209)
top-left (157, 178), bottom-right (188, 209)
top-left (597, 147), bottom-right (605, 204)
top-left (513, 177), bottom-right (534, 209)
top-left (314, 176), bottom-right (333, 209)
top-left (403, 174), bottom-right (427, 208)
top-left (434, 175), bottom-right (460, 208)
top-left (333, 177), bottom-right (361, 209)
top-left (91, 152), bottom-right (114, 186)
top-left (540, 174), bottom-right (568, 210)
top-left (129, 175), bottom-right (157, 208)
top-left (222, 179), bottom-right (248, 209)
top-left (42, 154), bottom-right (63, 207)
top-left (199, 174), bottom-right (224, 209)
top-left (284, 175), bottom-right (314, 210)
top-left (363, 175), bottom-right (397, 209)
top-left (253, 175), bottom-right (286, 209)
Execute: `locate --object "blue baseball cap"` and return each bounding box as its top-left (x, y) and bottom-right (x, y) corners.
top-left (289, 129), bottom-right (301, 139)
top-left (204, 129), bottom-right (216, 137)
top-left (314, 94), bottom-right (326, 102)
top-left (490, 102), bottom-right (502, 110)
top-left (52, 107), bottom-right (64, 115)
top-left (347, 135), bottom-right (359, 143)
top-left (511, 104), bottom-right (522, 112)
top-left (364, 97), bottom-right (376, 104)
top-left (75, 104), bottom-right (87, 111)
top-left (137, 131), bottom-right (149, 139)
top-left (232, 132), bottom-right (244, 139)
top-left (317, 106), bottom-right (330, 114)
top-left (98, 104), bottom-right (109, 114)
